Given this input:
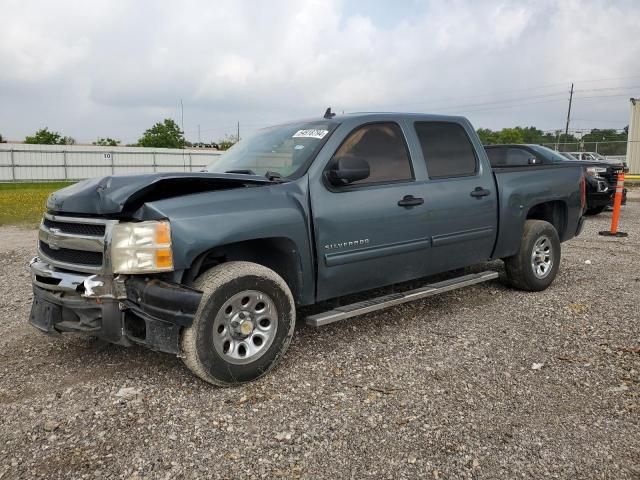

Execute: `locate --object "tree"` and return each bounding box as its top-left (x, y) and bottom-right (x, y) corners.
top-left (24, 127), bottom-right (73, 145)
top-left (137, 119), bottom-right (185, 148)
top-left (580, 128), bottom-right (628, 155)
top-left (476, 128), bottom-right (498, 145)
top-left (0, 132), bottom-right (3, 143)
top-left (93, 137), bottom-right (121, 146)
top-left (217, 134), bottom-right (240, 151)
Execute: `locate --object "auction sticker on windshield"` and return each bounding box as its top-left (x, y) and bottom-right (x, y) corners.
top-left (292, 129), bottom-right (329, 139)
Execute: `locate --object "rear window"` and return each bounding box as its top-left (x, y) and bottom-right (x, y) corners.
top-left (414, 122), bottom-right (477, 178)
top-left (485, 147), bottom-right (506, 167)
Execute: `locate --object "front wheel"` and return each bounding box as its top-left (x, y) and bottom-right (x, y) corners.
top-left (181, 262), bottom-right (296, 386)
top-left (504, 220), bottom-right (561, 291)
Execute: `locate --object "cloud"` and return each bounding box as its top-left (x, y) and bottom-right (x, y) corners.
top-left (0, 0), bottom-right (638, 142)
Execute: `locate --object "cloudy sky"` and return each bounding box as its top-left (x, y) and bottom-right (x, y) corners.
top-left (1, 0), bottom-right (639, 144)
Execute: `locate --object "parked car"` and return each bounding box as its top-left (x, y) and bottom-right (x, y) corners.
top-left (484, 144), bottom-right (626, 215)
top-left (30, 113), bottom-right (586, 385)
top-left (564, 151), bottom-right (628, 169)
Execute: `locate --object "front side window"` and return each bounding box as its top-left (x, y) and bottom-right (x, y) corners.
top-left (331, 122), bottom-right (413, 186)
top-left (415, 122), bottom-right (477, 178)
top-left (506, 148), bottom-right (535, 166)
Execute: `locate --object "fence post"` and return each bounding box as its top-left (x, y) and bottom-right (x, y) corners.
top-left (153, 152), bottom-right (157, 173)
top-left (63, 150), bottom-right (68, 180)
top-left (595, 142), bottom-right (598, 154)
top-left (189, 153), bottom-right (193, 172)
top-left (111, 152), bottom-right (115, 175)
top-left (10, 149), bottom-right (16, 181)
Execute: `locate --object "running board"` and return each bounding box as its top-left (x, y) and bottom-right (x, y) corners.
top-left (306, 271), bottom-right (499, 327)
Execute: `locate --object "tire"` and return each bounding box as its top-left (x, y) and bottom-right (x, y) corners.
top-left (504, 220), bottom-right (561, 292)
top-left (181, 261), bottom-right (296, 386)
top-left (584, 206), bottom-right (605, 216)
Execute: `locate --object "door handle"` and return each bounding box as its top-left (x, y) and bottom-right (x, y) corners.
top-left (470, 187), bottom-right (491, 198)
top-left (398, 195), bottom-right (424, 207)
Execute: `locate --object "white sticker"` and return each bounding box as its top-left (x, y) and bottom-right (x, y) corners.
top-left (293, 129), bottom-right (329, 139)
top-left (294, 144), bottom-right (305, 150)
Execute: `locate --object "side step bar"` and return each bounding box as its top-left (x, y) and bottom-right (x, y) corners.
top-left (306, 271), bottom-right (499, 327)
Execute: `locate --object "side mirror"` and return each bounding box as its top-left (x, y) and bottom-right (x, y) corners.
top-left (327, 157), bottom-right (370, 186)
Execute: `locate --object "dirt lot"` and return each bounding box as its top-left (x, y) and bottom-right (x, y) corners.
top-left (1, 201), bottom-right (639, 479)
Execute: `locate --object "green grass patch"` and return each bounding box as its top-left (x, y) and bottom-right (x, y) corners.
top-left (0, 182), bottom-right (75, 227)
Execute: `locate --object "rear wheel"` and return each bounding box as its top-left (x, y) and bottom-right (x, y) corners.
top-left (181, 261), bottom-right (296, 386)
top-left (584, 206), bottom-right (605, 216)
top-left (504, 220), bottom-right (561, 291)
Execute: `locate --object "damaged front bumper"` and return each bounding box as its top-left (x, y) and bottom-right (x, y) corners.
top-left (28, 258), bottom-right (202, 354)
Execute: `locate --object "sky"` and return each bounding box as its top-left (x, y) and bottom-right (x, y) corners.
top-left (1, 0), bottom-right (639, 144)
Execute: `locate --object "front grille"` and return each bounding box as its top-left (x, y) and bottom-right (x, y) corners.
top-left (602, 166), bottom-right (623, 185)
top-left (39, 241), bottom-right (103, 267)
top-left (43, 218), bottom-right (105, 237)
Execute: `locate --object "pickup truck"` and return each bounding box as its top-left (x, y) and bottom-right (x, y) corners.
top-left (29, 112), bottom-right (586, 385)
top-left (484, 143), bottom-right (625, 216)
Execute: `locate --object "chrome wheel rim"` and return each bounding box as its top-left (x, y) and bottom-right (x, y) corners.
top-left (212, 290), bottom-right (278, 365)
top-left (531, 235), bottom-right (553, 279)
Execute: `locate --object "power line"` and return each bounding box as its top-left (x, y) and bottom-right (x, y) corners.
top-left (351, 78), bottom-right (640, 115)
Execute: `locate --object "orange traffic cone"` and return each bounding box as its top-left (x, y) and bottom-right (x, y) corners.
top-left (599, 171), bottom-right (628, 238)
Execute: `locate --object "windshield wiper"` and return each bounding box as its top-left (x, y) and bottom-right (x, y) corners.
top-left (223, 169), bottom-right (286, 183)
top-left (225, 169), bottom-right (257, 175)
top-left (264, 171), bottom-right (287, 183)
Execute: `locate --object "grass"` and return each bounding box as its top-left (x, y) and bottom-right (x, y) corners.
top-left (0, 182), bottom-right (74, 227)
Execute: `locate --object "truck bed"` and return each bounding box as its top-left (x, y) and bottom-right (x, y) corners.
top-left (491, 163), bottom-right (584, 259)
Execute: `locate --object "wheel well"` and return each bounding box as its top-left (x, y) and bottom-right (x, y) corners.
top-left (182, 238), bottom-right (304, 304)
top-left (526, 201), bottom-right (567, 240)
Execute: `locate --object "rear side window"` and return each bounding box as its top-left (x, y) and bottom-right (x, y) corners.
top-left (333, 122), bottom-right (413, 186)
top-left (414, 122), bottom-right (477, 178)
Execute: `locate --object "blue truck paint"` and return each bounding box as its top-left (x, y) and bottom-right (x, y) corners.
top-left (33, 112), bottom-right (585, 354)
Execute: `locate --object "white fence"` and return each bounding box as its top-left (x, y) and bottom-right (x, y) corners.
top-left (0, 144), bottom-right (222, 181)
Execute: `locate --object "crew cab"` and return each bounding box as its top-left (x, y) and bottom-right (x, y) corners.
top-left (30, 112), bottom-right (586, 385)
top-left (485, 144), bottom-right (626, 215)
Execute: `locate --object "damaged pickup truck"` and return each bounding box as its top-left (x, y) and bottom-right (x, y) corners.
top-left (29, 112), bottom-right (586, 385)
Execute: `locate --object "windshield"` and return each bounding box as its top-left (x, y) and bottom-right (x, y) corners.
top-left (206, 120), bottom-right (338, 178)
top-left (591, 152), bottom-right (607, 161)
top-left (529, 145), bottom-right (577, 163)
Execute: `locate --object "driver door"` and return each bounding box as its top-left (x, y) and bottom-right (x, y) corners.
top-left (309, 122), bottom-right (431, 301)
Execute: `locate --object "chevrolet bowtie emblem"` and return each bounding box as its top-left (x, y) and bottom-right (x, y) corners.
top-left (48, 228), bottom-right (61, 250)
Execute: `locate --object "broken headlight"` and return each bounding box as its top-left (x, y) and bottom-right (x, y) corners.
top-left (111, 221), bottom-right (174, 273)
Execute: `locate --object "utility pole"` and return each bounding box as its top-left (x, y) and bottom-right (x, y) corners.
top-left (564, 83), bottom-right (574, 140)
top-left (180, 99), bottom-right (185, 132)
top-left (237, 121), bottom-right (240, 142)
top-left (198, 124), bottom-right (201, 145)
top-left (180, 99), bottom-right (185, 169)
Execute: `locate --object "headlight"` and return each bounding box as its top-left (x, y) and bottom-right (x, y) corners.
top-left (585, 166), bottom-right (607, 177)
top-left (111, 221), bottom-right (174, 273)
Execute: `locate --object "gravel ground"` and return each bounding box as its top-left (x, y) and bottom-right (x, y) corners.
top-left (1, 199), bottom-right (639, 479)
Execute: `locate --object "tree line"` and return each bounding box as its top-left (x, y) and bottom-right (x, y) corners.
top-left (477, 126), bottom-right (629, 155)
top-left (2, 121), bottom-right (630, 155)
top-left (6, 119), bottom-right (238, 150)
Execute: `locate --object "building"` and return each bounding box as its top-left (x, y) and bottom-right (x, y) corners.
top-left (628, 98), bottom-right (640, 175)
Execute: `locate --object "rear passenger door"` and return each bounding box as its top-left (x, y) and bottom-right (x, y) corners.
top-left (413, 121), bottom-right (498, 274)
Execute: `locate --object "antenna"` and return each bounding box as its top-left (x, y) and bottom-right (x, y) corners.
top-left (324, 107), bottom-right (336, 119)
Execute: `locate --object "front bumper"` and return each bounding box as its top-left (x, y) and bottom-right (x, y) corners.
top-left (586, 187), bottom-right (627, 208)
top-left (29, 258), bottom-right (202, 354)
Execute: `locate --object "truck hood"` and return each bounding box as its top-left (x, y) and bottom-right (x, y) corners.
top-left (46, 172), bottom-right (273, 216)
